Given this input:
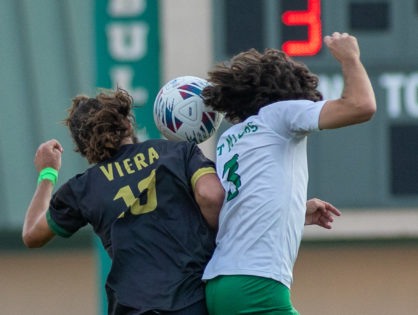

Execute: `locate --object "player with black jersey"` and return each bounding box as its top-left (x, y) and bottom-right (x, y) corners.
top-left (22, 88), bottom-right (225, 315)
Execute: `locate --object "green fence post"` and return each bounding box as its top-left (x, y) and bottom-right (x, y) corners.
top-left (94, 0), bottom-right (161, 313)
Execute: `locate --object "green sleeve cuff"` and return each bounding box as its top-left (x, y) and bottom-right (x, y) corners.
top-left (46, 209), bottom-right (73, 238)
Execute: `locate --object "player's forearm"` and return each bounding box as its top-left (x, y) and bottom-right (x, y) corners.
top-left (22, 180), bottom-right (55, 247)
top-left (199, 204), bottom-right (221, 229)
top-left (339, 58), bottom-right (376, 120)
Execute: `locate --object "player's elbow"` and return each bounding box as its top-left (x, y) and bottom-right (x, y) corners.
top-left (355, 100), bottom-right (376, 123)
top-left (22, 234), bottom-right (40, 248)
top-left (198, 196), bottom-right (224, 230)
top-left (22, 231), bottom-right (47, 248)
top-left (198, 186), bottom-right (225, 211)
top-left (343, 95), bottom-right (376, 124)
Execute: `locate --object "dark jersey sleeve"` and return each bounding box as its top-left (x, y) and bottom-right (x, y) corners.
top-left (46, 180), bottom-right (88, 237)
top-left (185, 143), bottom-right (217, 190)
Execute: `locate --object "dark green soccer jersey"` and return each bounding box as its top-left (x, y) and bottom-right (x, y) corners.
top-left (46, 139), bottom-right (217, 313)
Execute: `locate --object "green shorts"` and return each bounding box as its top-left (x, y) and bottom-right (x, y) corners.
top-left (205, 275), bottom-right (300, 315)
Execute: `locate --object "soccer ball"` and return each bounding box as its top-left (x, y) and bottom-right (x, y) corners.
top-left (153, 76), bottom-right (223, 144)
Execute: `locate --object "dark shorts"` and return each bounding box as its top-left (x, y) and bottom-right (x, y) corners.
top-left (109, 298), bottom-right (208, 315)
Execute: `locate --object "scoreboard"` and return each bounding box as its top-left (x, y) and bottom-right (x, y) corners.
top-left (213, 0), bottom-right (418, 208)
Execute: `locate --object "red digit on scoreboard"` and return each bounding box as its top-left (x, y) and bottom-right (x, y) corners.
top-left (281, 0), bottom-right (322, 56)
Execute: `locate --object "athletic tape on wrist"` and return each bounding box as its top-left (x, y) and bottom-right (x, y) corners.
top-left (37, 167), bottom-right (58, 186)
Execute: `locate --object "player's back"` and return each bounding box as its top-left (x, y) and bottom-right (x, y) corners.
top-left (49, 139), bottom-right (216, 312)
top-left (102, 140), bottom-right (216, 313)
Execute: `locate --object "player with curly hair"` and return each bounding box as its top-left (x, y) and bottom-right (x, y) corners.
top-left (202, 32), bottom-right (376, 314)
top-left (22, 88), bottom-right (225, 314)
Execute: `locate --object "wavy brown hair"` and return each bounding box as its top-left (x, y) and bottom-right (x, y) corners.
top-left (64, 88), bottom-right (138, 164)
top-left (202, 48), bottom-right (323, 122)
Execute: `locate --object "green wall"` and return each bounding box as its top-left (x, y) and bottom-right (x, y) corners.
top-left (0, 0), bottom-right (94, 230)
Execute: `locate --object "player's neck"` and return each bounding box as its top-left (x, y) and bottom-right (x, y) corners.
top-left (121, 137), bottom-right (134, 146)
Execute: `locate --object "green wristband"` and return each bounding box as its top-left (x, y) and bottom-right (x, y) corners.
top-left (38, 167), bottom-right (59, 186)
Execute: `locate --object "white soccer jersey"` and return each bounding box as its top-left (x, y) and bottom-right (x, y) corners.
top-left (202, 99), bottom-right (326, 288)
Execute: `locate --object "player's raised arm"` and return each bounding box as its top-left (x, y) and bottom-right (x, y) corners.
top-left (318, 32), bottom-right (377, 130)
top-left (22, 139), bottom-right (63, 248)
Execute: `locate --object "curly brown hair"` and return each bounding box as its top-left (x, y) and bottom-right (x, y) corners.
top-left (202, 48), bottom-right (323, 122)
top-left (64, 88), bottom-right (138, 164)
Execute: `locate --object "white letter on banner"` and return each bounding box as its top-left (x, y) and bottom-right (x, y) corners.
top-left (405, 73), bottom-right (418, 118)
top-left (108, 0), bottom-right (146, 16)
top-left (317, 74), bottom-right (343, 100)
top-left (379, 73), bottom-right (404, 118)
top-left (107, 23), bottom-right (149, 61)
top-left (111, 66), bottom-right (149, 105)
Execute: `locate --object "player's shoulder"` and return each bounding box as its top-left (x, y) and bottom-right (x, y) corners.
top-left (53, 172), bottom-right (85, 198)
top-left (143, 138), bottom-right (193, 151)
top-left (140, 139), bottom-right (204, 163)
top-left (258, 99), bottom-right (325, 125)
top-left (63, 169), bottom-right (91, 191)
top-left (260, 99), bottom-right (316, 113)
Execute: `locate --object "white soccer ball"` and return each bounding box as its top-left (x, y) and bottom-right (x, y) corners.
top-left (153, 76), bottom-right (223, 143)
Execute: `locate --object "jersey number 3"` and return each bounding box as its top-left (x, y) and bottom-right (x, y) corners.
top-left (223, 154), bottom-right (241, 201)
top-left (113, 169), bottom-right (157, 215)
